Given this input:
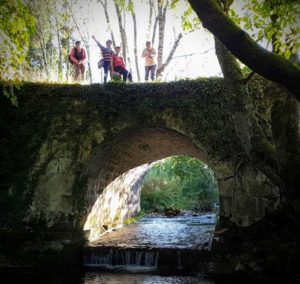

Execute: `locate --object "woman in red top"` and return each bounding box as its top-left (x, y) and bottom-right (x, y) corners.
top-left (112, 46), bottom-right (133, 82)
top-left (69, 41), bottom-right (87, 81)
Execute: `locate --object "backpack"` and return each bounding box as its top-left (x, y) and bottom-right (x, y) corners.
top-left (98, 58), bottom-right (104, 69)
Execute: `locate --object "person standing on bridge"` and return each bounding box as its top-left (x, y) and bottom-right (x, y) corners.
top-left (142, 41), bottom-right (157, 81)
top-left (69, 41), bottom-right (87, 82)
top-left (112, 46), bottom-right (133, 82)
top-left (92, 35), bottom-right (115, 83)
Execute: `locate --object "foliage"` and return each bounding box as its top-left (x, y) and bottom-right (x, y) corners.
top-left (123, 210), bottom-right (145, 225)
top-left (180, 4), bottom-right (201, 31)
top-left (236, 0), bottom-right (300, 59)
top-left (141, 156), bottom-right (219, 212)
top-left (24, 0), bottom-right (75, 82)
top-left (1, 0), bottom-right (204, 83)
top-left (171, 0), bottom-right (201, 32)
top-left (111, 72), bottom-right (123, 82)
top-left (0, 0), bottom-right (35, 81)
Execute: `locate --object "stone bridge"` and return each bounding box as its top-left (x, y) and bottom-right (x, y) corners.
top-left (0, 79), bottom-right (282, 269)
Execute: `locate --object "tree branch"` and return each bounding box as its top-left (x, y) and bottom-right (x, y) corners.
top-left (188, 0), bottom-right (300, 100)
top-left (114, 1), bottom-right (128, 61)
top-left (156, 32), bottom-right (183, 77)
top-left (99, 0), bottom-right (117, 48)
top-left (147, 0), bottom-right (153, 39)
top-left (152, 15), bottom-right (158, 45)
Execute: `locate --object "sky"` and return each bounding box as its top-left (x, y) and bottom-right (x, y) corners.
top-left (69, 0), bottom-right (223, 83)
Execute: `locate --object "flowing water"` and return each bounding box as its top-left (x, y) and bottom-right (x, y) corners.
top-left (1, 213), bottom-right (218, 283)
top-left (83, 213), bottom-right (216, 274)
top-left (87, 213), bottom-right (216, 250)
top-left (1, 213), bottom-right (290, 282)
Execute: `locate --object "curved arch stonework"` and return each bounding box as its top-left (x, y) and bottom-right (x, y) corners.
top-left (81, 127), bottom-right (279, 240)
top-left (83, 128), bottom-right (209, 208)
top-left (82, 127), bottom-right (213, 240)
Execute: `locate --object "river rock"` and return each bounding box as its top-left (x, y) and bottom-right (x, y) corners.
top-left (164, 207), bottom-right (181, 216)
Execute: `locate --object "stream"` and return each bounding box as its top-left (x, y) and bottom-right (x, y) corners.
top-left (1, 213), bottom-right (218, 283)
top-left (82, 213), bottom-right (217, 280)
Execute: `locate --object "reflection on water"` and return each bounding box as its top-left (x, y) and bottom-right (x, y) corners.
top-left (0, 271), bottom-right (213, 284)
top-left (84, 271), bottom-right (214, 284)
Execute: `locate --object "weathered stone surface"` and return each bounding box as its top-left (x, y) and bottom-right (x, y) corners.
top-left (0, 80), bottom-right (282, 231)
top-left (0, 79), bottom-right (288, 271)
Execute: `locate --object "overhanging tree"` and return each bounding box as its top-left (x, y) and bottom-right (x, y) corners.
top-left (188, 0), bottom-right (300, 100)
top-left (187, 0), bottom-right (300, 206)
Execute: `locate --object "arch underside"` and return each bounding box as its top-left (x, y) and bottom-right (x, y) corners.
top-left (83, 127), bottom-right (211, 240)
top-left (83, 126), bottom-right (280, 241)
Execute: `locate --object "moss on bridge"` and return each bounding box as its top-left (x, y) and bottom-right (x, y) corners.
top-left (1, 78), bottom-right (298, 277)
top-left (0, 78), bottom-right (280, 233)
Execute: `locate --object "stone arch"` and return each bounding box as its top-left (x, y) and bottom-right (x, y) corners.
top-left (82, 127), bottom-right (220, 240)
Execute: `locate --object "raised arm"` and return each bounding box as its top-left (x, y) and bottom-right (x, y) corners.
top-left (92, 35), bottom-right (102, 48)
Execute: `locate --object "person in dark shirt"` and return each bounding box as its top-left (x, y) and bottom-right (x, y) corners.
top-left (112, 46), bottom-right (132, 82)
top-left (92, 35), bottom-right (115, 83)
top-left (69, 41), bottom-right (87, 81)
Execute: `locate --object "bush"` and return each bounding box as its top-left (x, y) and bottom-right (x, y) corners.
top-left (141, 156), bottom-right (219, 213)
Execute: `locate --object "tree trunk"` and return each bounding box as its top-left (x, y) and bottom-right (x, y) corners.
top-left (157, 0), bottom-right (168, 69)
top-left (132, 11), bottom-right (141, 81)
top-left (147, 0), bottom-right (154, 39)
top-left (152, 16), bottom-right (159, 46)
top-left (156, 33), bottom-right (183, 77)
top-left (67, 1), bottom-right (92, 83)
top-left (29, 0), bottom-right (50, 79)
top-left (48, 13), bottom-right (53, 73)
top-left (99, 0), bottom-right (117, 47)
top-left (37, 26), bottom-right (50, 78)
top-left (55, 16), bottom-right (63, 82)
top-left (114, 2), bottom-right (128, 62)
top-left (85, 43), bottom-right (93, 84)
top-left (214, 37), bottom-right (253, 155)
top-left (214, 36), bottom-right (289, 208)
top-left (150, 0), bottom-right (158, 45)
top-left (188, 0), bottom-right (300, 208)
top-left (188, 0), bottom-right (300, 99)
top-left (66, 31), bottom-right (71, 82)
top-left (123, 7), bottom-right (132, 70)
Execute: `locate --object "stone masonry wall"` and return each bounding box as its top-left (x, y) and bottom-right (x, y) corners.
top-left (0, 80), bottom-right (281, 240)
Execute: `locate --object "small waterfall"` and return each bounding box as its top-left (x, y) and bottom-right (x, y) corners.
top-left (83, 248), bottom-right (159, 272)
top-left (83, 246), bottom-right (209, 274)
top-left (83, 214), bottom-right (216, 274)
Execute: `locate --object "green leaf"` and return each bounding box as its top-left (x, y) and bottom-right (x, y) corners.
top-left (284, 49), bottom-right (291, 59)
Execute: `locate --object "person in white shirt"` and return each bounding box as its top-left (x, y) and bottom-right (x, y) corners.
top-left (142, 41), bottom-right (157, 81)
